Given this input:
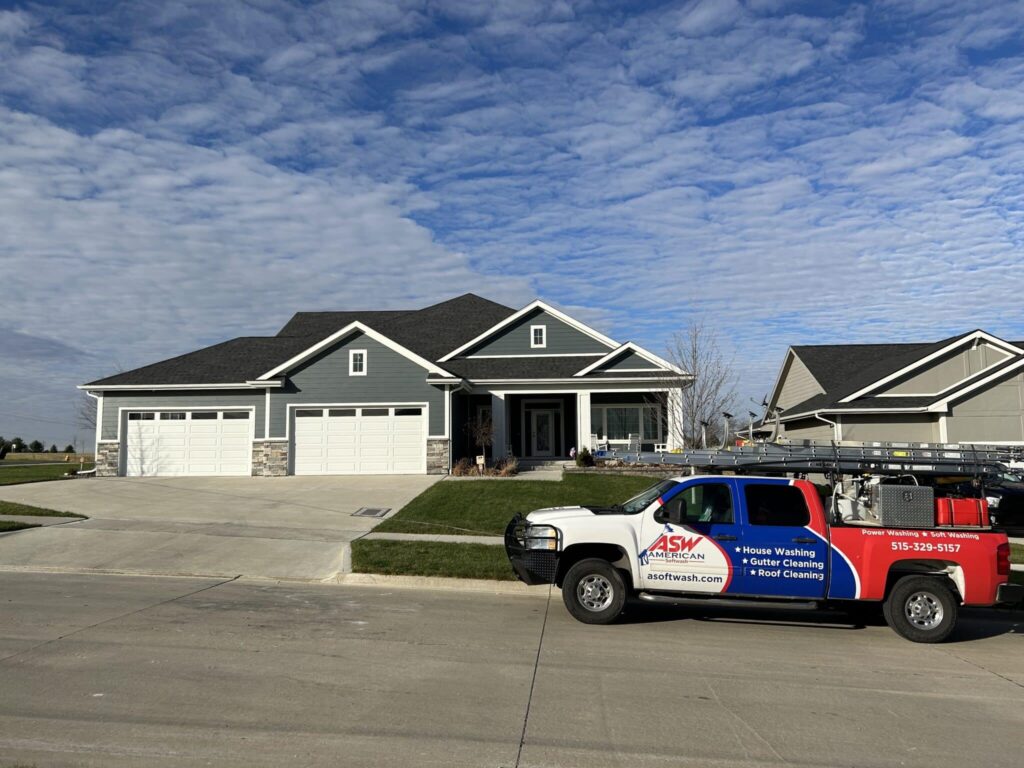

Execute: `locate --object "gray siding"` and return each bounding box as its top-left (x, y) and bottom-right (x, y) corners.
top-left (776, 353), bottom-right (825, 411)
top-left (780, 418), bottom-right (835, 441)
top-left (269, 331), bottom-right (446, 436)
top-left (839, 415), bottom-right (938, 442)
top-left (100, 390), bottom-right (265, 441)
top-left (598, 350), bottom-right (662, 372)
top-left (883, 343), bottom-right (1010, 396)
top-left (464, 309), bottom-right (612, 356)
top-left (947, 370), bottom-right (1024, 443)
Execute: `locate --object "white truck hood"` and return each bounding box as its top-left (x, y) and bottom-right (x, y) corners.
top-left (526, 506), bottom-right (596, 524)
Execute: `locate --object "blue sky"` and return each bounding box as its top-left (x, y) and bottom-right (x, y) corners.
top-left (2, 0), bottom-right (1024, 446)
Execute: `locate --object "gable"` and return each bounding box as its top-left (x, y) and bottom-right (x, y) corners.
top-left (770, 351), bottom-right (825, 411)
top-left (877, 341), bottom-right (1011, 397)
top-left (461, 308), bottom-right (613, 357)
top-left (590, 349), bottom-right (664, 373)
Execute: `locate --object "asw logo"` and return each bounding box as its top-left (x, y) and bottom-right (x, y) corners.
top-left (648, 534), bottom-right (702, 553)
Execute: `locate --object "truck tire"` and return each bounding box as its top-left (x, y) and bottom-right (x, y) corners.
top-left (562, 558), bottom-right (626, 624)
top-left (883, 576), bottom-right (958, 643)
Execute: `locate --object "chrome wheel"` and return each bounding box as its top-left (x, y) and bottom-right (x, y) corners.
top-left (577, 574), bottom-right (614, 612)
top-left (904, 591), bottom-right (944, 630)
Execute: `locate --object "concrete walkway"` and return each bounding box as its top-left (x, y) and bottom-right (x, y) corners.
top-left (0, 476), bottom-right (440, 580)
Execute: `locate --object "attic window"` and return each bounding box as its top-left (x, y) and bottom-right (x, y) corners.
top-left (349, 349), bottom-right (367, 376)
top-left (531, 325), bottom-right (547, 349)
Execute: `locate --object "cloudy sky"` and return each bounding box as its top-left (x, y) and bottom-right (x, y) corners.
top-left (2, 0), bottom-right (1024, 447)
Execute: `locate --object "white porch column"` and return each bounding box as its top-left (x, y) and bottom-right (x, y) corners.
top-left (667, 388), bottom-right (684, 450)
top-left (577, 391), bottom-right (592, 452)
top-left (491, 393), bottom-right (507, 459)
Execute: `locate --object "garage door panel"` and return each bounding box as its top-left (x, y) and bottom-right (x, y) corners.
top-left (292, 406), bottom-right (426, 475)
top-left (125, 411), bottom-right (252, 477)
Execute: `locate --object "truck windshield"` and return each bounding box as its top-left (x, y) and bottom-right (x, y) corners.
top-left (617, 480), bottom-right (679, 514)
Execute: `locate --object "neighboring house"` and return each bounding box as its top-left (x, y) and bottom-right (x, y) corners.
top-left (80, 294), bottom-right (691, 477)
top-left (760, 330), bottom-right (1024, 445)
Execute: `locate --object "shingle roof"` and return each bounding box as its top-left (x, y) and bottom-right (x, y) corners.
top-left (86, 294), bottom-right (520, 386)
top-left (780, 330), bottom-right (1021, 417)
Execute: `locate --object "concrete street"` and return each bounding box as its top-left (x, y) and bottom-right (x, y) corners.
top-left (0, 476), bottom-right (440, 580)
top-left (1, 572), bottom-right (1022, 768)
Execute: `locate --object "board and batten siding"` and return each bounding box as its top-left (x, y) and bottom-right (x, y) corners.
top-left (464, 308), bottom-right (612, 356)
top-left (598, 350), bottom-right (663, 372)
top-left (881, 343), bottom-right (1011, 396)
top-left (946, 370), bottom-right (1024, 443)
top-left (100, 391), bottom-right (266, 441)
top-left (775, 353), bottom-right (825, 411)
top-left (268, 331), bottom-right (446, 437)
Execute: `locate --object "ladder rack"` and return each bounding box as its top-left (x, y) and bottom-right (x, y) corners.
top-left (593, 441), bottom-right (1022, 478)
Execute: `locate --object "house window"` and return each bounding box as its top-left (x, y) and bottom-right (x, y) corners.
top-left (590, 404), bottom-right (663, 443)
top-left (349, 349), bottom-right (367, 376)
top-left (530, 325), bottom-right (547, 348)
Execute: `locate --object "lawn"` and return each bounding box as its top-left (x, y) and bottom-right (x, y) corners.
top-left (351, 540), bottom-right (516, 581)
top-left (1011, 542), bottom-right (1023, 564)
top-left (373, 474), bottom-right (656, 536)
top-left (0, 463), bottom-right (94, 486)
top-left (0, 520), bottom-right (40, 533)
top-left (0, 501), bottom-right (84, 518)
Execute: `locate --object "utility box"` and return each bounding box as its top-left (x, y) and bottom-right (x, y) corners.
top-left (870, 484), bottom-right (935, 528)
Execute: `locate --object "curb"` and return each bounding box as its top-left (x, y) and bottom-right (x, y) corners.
top-left (328, 571), bottom-right (553, 596)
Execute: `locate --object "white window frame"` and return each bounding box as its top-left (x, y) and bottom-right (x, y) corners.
top-left (589, 403), bottom-right (664, 444)
top-left (530, 325), bottom-right (547, 349)
top-left (349, 349), bottom-right (367, 376)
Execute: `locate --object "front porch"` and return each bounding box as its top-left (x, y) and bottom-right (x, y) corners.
top-left (451, 390), bottom-right (680, 462)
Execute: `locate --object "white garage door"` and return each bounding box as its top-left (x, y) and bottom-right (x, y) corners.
top-left (125, 410), bottom-right (253, 477)
top-left (292, 406), bottom-right (426, 475)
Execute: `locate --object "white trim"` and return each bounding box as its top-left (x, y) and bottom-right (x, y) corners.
top-left (574, 342), bottom-right (687, 377)
top-left (938, 415), bottom-right (949, 442)
top-left (530, 324), bottom-right (547, 349)
top-left (873, 356), bottom-right (1016, 398)
top-left (443, 385), bottom-right (451, 441)
top-left (779, 407), bottom-right (931, 422)
top-left (88, 391), bottom-right (102, 458)
top-left (439, 299), bottom-right (619, 362)
top-left (79, 383), bottom-right (271, 391)
top-left (471, 376), bottom-right (688, 385)
top-left (465, 353), bottom-right (604, 359)
top-left (927, 355), bottom-right (1024, 412)
top-left (839, 331), bottom-right (1023, 403)
top-left (264, 389), bottom-right (271, 440)
top-left (349, 349), bottom-right (367, 376)
top-left (258, 321), bottom-right (452, 380)
top-left (283, 402), bottom-right (430, 443)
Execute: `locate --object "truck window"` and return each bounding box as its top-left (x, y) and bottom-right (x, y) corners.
top-left (744, 484), bottom-right (810, 527)
top-left (664, 483), bottom-right (734, 524)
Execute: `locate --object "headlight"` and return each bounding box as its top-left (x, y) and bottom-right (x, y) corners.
top-left (986, 496), bottom-right (1001, 509)
top-left (525, 524), bottom-right (560, 551)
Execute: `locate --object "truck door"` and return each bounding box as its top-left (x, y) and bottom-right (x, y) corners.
top-left (732, 480), bottom-right (827, 599)
top-left (638, 479), bottom-right (740, 594)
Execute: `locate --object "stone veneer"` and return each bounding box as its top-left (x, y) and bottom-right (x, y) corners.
top-left (426, 438), bottom-right (450, 475)
top-left (95, 442), bottom-right (120, 477)
top-left (252, 441), bottom-right (289, 477)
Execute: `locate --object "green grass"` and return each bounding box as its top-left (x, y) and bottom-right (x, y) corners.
top-left (351, 540), bottom-right (516, 581)
top-left (1011, 543), bottom-right (1024, 564)
top-left (0, 463), bottom-right (94, 486)
top-left (0, 520), bottom-right (40, 533)
top-left (374, 474), bottom-right (656, 536)
top-left (0, 501), bottom-right (84, 518)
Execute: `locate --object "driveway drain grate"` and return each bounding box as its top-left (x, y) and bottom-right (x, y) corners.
top-left (352, 507), bottom-right (391, 518)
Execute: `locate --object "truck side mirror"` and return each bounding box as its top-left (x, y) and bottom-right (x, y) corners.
top-left (658, 503), bottom-right (683, 525)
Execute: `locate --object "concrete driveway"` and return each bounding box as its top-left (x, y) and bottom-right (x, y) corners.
top-left (0, 476), bottom-right (440, 580)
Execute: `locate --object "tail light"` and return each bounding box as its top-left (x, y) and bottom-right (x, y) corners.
top-left (996, 542), bottom-right (1010, 577)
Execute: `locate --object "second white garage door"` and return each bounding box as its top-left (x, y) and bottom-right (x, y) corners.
top-left (292, 406), bottom-right (427, 475)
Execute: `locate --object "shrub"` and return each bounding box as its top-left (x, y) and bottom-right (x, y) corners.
top-left (496, 455), bottom-right (519, 477)
top-left (451, 457), bottom-right (475, 476)
top-left (575, 447), bottom-right (595, 467)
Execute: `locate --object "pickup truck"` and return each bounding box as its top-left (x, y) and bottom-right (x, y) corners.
top-left (504, 475), bottom-right (1022, 642)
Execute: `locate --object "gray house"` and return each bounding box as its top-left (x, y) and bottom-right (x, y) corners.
top-left (81, 295), bottom-right (690, 477)
top-left (762, 330), bottom-right (1024, 445)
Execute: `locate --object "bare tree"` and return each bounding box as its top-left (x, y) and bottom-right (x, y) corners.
top-left (666, 319), bottom-right (738, 448)
top-left (76, 391), bottom-right (97, 430)
top-left (464, 417), bottom-right (494, 471)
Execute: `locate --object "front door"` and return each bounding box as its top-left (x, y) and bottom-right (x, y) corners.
top-left (531, 410), bottom-right (555, 457)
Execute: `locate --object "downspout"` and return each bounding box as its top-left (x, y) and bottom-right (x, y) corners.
top-left (814, 412), bottom-right (841, 443)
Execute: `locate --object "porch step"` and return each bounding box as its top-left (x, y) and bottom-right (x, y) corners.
top-left (517, 459), bottom-right (567, 472)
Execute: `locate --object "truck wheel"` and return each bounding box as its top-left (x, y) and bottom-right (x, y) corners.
top-left (883, 576), bottom-right (958, 643)
top-left (562, 558), bottom-right (626, 625)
